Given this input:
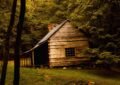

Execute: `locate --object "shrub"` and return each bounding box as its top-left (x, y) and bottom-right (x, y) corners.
top-left (83, 48), bottom-right (120, 69)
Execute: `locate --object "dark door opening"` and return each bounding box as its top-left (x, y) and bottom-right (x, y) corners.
top-left (34, 42), bottom-right (49, 67)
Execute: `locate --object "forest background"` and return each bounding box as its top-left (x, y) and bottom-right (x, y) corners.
top-left (0, 0), bottom-right (120, 67)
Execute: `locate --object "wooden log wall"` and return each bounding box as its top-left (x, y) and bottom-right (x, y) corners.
top-left (48, 22), bottom-right (89, 67)
top-left (20, 53), bottom-right (32, 67)
top-left (20, 57), bottom-right (32, 67)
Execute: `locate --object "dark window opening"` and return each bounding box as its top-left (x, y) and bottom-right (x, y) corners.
top-left (65, 48), bottom-right (75, 57)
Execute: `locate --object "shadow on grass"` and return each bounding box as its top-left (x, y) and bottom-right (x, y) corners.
top-left (83, 69), bottom-right (120, 79)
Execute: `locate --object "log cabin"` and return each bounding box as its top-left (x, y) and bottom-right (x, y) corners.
top-left (21, 20), bottom-right (89, 67)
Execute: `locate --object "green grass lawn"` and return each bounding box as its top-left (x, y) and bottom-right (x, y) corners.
top-left (0, 61), bottom-right (120, 85)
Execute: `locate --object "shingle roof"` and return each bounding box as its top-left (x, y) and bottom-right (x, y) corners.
top-left (23, 20), bottom-right (68, 54)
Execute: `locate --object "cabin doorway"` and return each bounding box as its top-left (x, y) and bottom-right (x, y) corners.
top-left (34, 42), bottom-right (49, 67)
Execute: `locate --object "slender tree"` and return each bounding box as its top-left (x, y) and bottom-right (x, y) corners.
top-left (0, 0), bottom-right (17, 85)
top-left (13, 0), bottom-right (26, 84)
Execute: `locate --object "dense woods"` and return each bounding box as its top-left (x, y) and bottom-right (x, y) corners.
top-left (0, 0), bottom-right (120, 85)
top-left (0, 0), bottom-right (120, 65)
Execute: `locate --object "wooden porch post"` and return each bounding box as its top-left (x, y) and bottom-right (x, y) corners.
top-left (31, 51), bottom-right (34, 67)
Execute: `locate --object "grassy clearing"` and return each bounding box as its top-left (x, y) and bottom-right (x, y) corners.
top-left (0, 61), bottom-right (120, 85)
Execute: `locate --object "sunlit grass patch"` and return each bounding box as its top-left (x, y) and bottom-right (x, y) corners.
top-left (37, 68), bottom-right (120, 85)
top-left (0, 61), bottom-right (120, 85)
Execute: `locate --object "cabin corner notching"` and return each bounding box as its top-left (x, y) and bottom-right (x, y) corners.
top-left (22, 20), bottom-right (89, 67)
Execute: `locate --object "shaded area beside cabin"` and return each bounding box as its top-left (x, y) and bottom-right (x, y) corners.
top-left (34, 42), bottom-right (49, 67)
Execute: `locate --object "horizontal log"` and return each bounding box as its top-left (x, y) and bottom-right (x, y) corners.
top-left (48, 42), bottom-right (88, 47)
top-left (49, 57), bottom-right (89, 67)
top-left (50, 32), bottom-right (84, 37)
top-left (49, 38), bottom-right (88, 42)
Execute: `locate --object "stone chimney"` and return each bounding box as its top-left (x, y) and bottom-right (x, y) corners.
top-left (48, 23), bottom-right (58, 31)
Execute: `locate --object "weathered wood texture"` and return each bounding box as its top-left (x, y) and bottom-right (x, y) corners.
top-left (20, 57), bottom-right (31, 67)
top-left (48, 22), bottom-right (89, 67)
top-left (20, 53), bottom-right (32, 67)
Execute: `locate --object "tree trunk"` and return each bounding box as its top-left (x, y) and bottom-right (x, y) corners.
top-left (13, 0), bottom-right (26, 85)
top-left (0, 0), bottom-right (17, 85)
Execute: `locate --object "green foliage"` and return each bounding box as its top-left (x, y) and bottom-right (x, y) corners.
top-left (95, 51), bottom-right (120, 69)
top-left (0, 0), bottom-right (120, 58)
top-left (84, 48), bottom-right (120, 68)
top-left (96, 52), bottom-right (116, 65)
